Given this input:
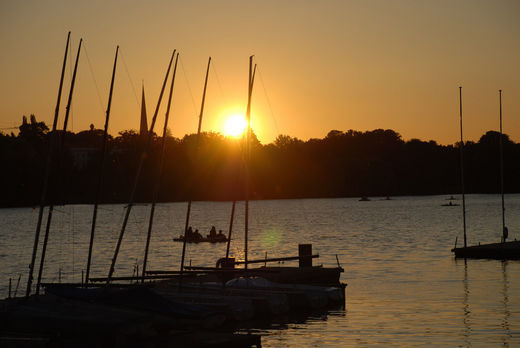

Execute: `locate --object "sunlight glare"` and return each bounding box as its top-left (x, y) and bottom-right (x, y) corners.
top-left (223, 113), bottom-right (248, 138)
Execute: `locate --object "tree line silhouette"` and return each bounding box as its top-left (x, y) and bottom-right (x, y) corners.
top-left (1, 115), bottom-right (519, 207)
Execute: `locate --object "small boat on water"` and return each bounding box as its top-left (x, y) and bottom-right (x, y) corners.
top-left (452, 240), bottom-right (520, 259)
top-left (359, 196), bottom-right (370, 201)
top-left (173, 234), bottom-right (227, 243)
top-left (441, 200), bottom-right (459, 207)
top-left (451, 88), bottom-right (520, 260)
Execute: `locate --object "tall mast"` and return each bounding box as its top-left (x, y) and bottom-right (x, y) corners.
top-left (180, 57), bottom-right (211, 274)
top-left (36, 38), bottom-right (83, 294)
top-left (244, 56), bottom-right (256, 269)
top-left (62, 39), bottom-right (83, 135)
top-left (225, 201), bottom-right (236, 259)
top-left (85, 45), bottom-right (119, 286)
top-left (142, 53), bottom-right (179, 282)
top-left (499, 89), bottom-right (506, 240)
top-left (459, 86), bottom-right (467, 248)
top-left (26, 32), bottom-right (71, 297)
top-left (106, 50), bottom-right (175, 285)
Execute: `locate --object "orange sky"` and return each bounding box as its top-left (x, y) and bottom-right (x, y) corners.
top-left (1, 0), bottom-right (519, 145)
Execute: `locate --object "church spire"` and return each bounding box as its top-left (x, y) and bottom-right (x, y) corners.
top-left (139, 82), bottom-right (148, 137)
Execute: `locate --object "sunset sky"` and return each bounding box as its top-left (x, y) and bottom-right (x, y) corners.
top-left (1, 0), bottom-right (519, 145)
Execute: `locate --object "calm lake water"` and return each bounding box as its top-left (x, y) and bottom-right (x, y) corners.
top-left (1, 195), bottom-right (519, 347)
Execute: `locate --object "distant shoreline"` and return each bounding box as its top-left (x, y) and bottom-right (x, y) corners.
top-left (3, 119), bottom-right (519, 208)
top-left (3, 192), bottom-right (519, 209)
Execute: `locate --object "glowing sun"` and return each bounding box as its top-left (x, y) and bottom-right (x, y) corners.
top-left (223, 113), bottom-right (248, 138)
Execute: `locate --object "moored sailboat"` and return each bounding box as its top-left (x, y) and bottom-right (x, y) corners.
top-left (452, 88), bottom-right (520, 259)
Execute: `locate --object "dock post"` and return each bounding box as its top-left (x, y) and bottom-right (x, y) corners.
top-left (8, 278), bottom-right (11, 298)
top-left (298, 244), bottom-right (313, 267)
top-left (341, 283), bottom-right (347, 309)
top-left (14, 274), bottom-right (21, 298)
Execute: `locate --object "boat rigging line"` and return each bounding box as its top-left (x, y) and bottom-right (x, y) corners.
top-left (106, 49), bottom-right (176, 286)
top-left (256, 64), bottom-right (280, 136)
top-left (35, 37), bottom-right (83, 295)
top-left (210, 59), bottom-right (231, 106)
top-left (179, 56), bottom-right (199, 115)
top-left (26, 31), bottom-right (69, 297)
top-left (142, 52), bottom-right (179, 282)
top-left (82, 41), bottom-right (106, 114)
top-left (85, 45), bottom-right (119, 286)
top-left (180, 56), bottom-right (212, 277)
top-left (119, 48), bottom-right (140, 107)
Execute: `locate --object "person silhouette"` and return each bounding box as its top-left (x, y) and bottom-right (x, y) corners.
top-left (186, 226), bottom-right (194, 239)
top-left (191, 229), bottom-right (202, 242)
top-left (209, 226), bottom-right (217, 239)
top-left (503, 226), bottom-right (509, 243)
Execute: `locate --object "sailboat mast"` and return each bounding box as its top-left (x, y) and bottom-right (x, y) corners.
top-left (61, 39), bottom-right (83, 134)
top-left (106, 50), bottom-right (175, 285)
top-left (180, 57), bottom-right (211, 274)
top-left (26, 32), bottom-right (71, 297)
top-left (227, 58), bottom-right (256, 264)
top-left (225, 201), bottom-right (236, 259)
top-left (85, 45), bottom-right (119, 286)
top-left (244, 56), bottom-right (256, 270)
top-left (459, 86), bottom-right (467, 248)
top-left (142, 53), bottom-right (179, 282)
top-left (499, 89), bottom-right (505, 239)
top-left (36, 38), bottom-right (82, 294)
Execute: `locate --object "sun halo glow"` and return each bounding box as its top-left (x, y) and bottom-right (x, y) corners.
top-left (223, 113), bottom-right (248, 138)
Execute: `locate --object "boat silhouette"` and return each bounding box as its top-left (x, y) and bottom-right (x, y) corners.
top-left (452, 88), bottom-right (519, 259)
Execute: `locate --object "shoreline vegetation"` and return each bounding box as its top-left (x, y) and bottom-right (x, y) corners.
top-left (1, 115), bottom-right (519, 208)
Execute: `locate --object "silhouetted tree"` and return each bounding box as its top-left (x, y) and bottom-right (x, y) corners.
top-left (3, 116), bottom-right (520, 207)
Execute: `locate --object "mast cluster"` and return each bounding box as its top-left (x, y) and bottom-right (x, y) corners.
top-left (25, 32), bottom-right (258, 293)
